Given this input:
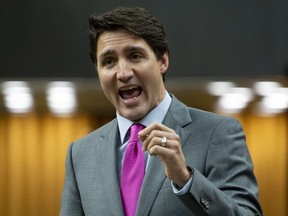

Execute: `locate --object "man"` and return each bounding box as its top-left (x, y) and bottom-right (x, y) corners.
top-left (60, 7), bottom-right (262, 216)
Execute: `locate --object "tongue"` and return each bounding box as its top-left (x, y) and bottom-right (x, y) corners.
top-left (121, 88), bottom-right (141, 99)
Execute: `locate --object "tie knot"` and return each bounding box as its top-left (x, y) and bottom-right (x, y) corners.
top-left (129, 123), bottom-right (144, 142)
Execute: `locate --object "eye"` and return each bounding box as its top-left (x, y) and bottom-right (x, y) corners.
top-left (130, 53), bottom-right (142, 61)
top-left (102, 57), bottom-right (115, 68)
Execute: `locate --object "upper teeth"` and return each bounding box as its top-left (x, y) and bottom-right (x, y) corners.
top-left (120, 85), bottom-right (138, 91)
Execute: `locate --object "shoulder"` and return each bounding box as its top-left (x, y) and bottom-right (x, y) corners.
top-left (71, 118), bottom-right (117, 148)
top-left (188, 107), bottom-right (242, 133)
top-left (169, 94), bottom-right (241, 129)
top-left (190, 107), bottom-right (238, 124)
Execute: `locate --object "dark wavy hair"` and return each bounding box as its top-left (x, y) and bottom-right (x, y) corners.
top-left (89, 7), bottom-right (169, 65)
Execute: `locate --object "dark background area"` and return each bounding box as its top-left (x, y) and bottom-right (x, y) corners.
top-left (0, 0), bottom-right (287, 78)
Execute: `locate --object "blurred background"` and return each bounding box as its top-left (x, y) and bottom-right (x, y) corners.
top-left (0, 0), bottom-right (287, 215)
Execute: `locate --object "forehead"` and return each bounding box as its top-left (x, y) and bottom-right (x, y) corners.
top-left (96, 29), bottom-right (151, 57)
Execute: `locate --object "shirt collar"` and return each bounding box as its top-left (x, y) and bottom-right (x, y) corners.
top-left (117, 91), bottom-right (172, 144)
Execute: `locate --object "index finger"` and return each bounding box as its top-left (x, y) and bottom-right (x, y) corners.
top-left (138, 122), bottom-right (175, 141)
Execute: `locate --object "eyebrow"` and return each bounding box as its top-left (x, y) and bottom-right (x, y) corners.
top-left (98, 49), bottom-right (116, 62)
top-left (123, 46), bottom-right (148, 55)
top-left (98, 45), bottom-right (148, 61)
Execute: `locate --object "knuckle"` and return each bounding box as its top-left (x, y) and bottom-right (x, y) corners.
top-left (149, 145), bottom-right (159, 155)
top-left (150, 130), bottom-right (157, 137)
top-left (151, 136), bottom-right (159, 143)
top-left (174, 134), bottom-right (180, 141)
top-left (170, 128), bottom-right (176, 133)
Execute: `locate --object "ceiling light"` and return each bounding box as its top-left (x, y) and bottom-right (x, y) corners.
top-left (256, 87), bottom-right (288, 115)
top-left (46, 81), bottom-right (77, 116)
top-left (253, 81), bottom-right (282, 96)
top-left (206, 81), bottom-right (236, 96)
top-left (217, 87), bottom-right (254, 114)
top-left (1, 81), bottom-right (34, 113)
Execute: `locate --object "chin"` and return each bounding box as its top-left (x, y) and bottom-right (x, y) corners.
top-left (121, 110), bottom-right (147, 121)
top-left (126, 114), bottom-right (144, 122)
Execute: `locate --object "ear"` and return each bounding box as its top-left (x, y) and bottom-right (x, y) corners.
top-left (159, 52), bottom-right (169, 74)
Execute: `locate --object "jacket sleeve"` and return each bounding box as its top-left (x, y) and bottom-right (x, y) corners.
top-left (60, 143), bottom-right (85, 216)
top-left (177, 117), bottom-right (262, 216)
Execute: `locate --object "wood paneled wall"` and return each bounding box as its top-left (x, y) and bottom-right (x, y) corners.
top-left (237, 113), bottom-right (288, 216)
top-left (0, 113), bottom-right (100, 216)
top-left (0, 111), bottom-right (287, 216)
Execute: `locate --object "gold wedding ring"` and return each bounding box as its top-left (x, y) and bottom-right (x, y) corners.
top-left (161, 136), bottom-right (167, 147)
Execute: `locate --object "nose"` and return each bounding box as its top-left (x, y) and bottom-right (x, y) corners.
top-left (116, 59), bottom-right (133, 82)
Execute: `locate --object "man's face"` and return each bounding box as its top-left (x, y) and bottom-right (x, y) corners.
top-left (96, 29), bottom-right (169, 121)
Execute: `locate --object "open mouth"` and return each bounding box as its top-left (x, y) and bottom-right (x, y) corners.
top-left (119, 85), bottom-right (142, 100)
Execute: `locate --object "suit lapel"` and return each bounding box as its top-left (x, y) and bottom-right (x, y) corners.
top-left (135, 151), bottom-right (165, 216)
top-left (96, 120), bottom-right (124, 216)
top-left (136, 95), bottom-right (192, 216)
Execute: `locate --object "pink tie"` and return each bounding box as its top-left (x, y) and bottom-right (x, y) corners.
top-left (121, 124), bottom-right (145, 216)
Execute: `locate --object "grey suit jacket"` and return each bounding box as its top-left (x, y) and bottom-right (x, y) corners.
top-left (60, 95), bottom-right (262, 216)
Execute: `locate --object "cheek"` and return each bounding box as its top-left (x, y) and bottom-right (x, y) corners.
top-left (146, 68), bottom-right (163, 85)
top-left (99, 75), bottom-right (118, 101)
top-left (98, 74), bottom-right (106, 89)
top-left (99, 77), bottom-right (112, 97)
top-left (99, 72), bottom-right (114, 87)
